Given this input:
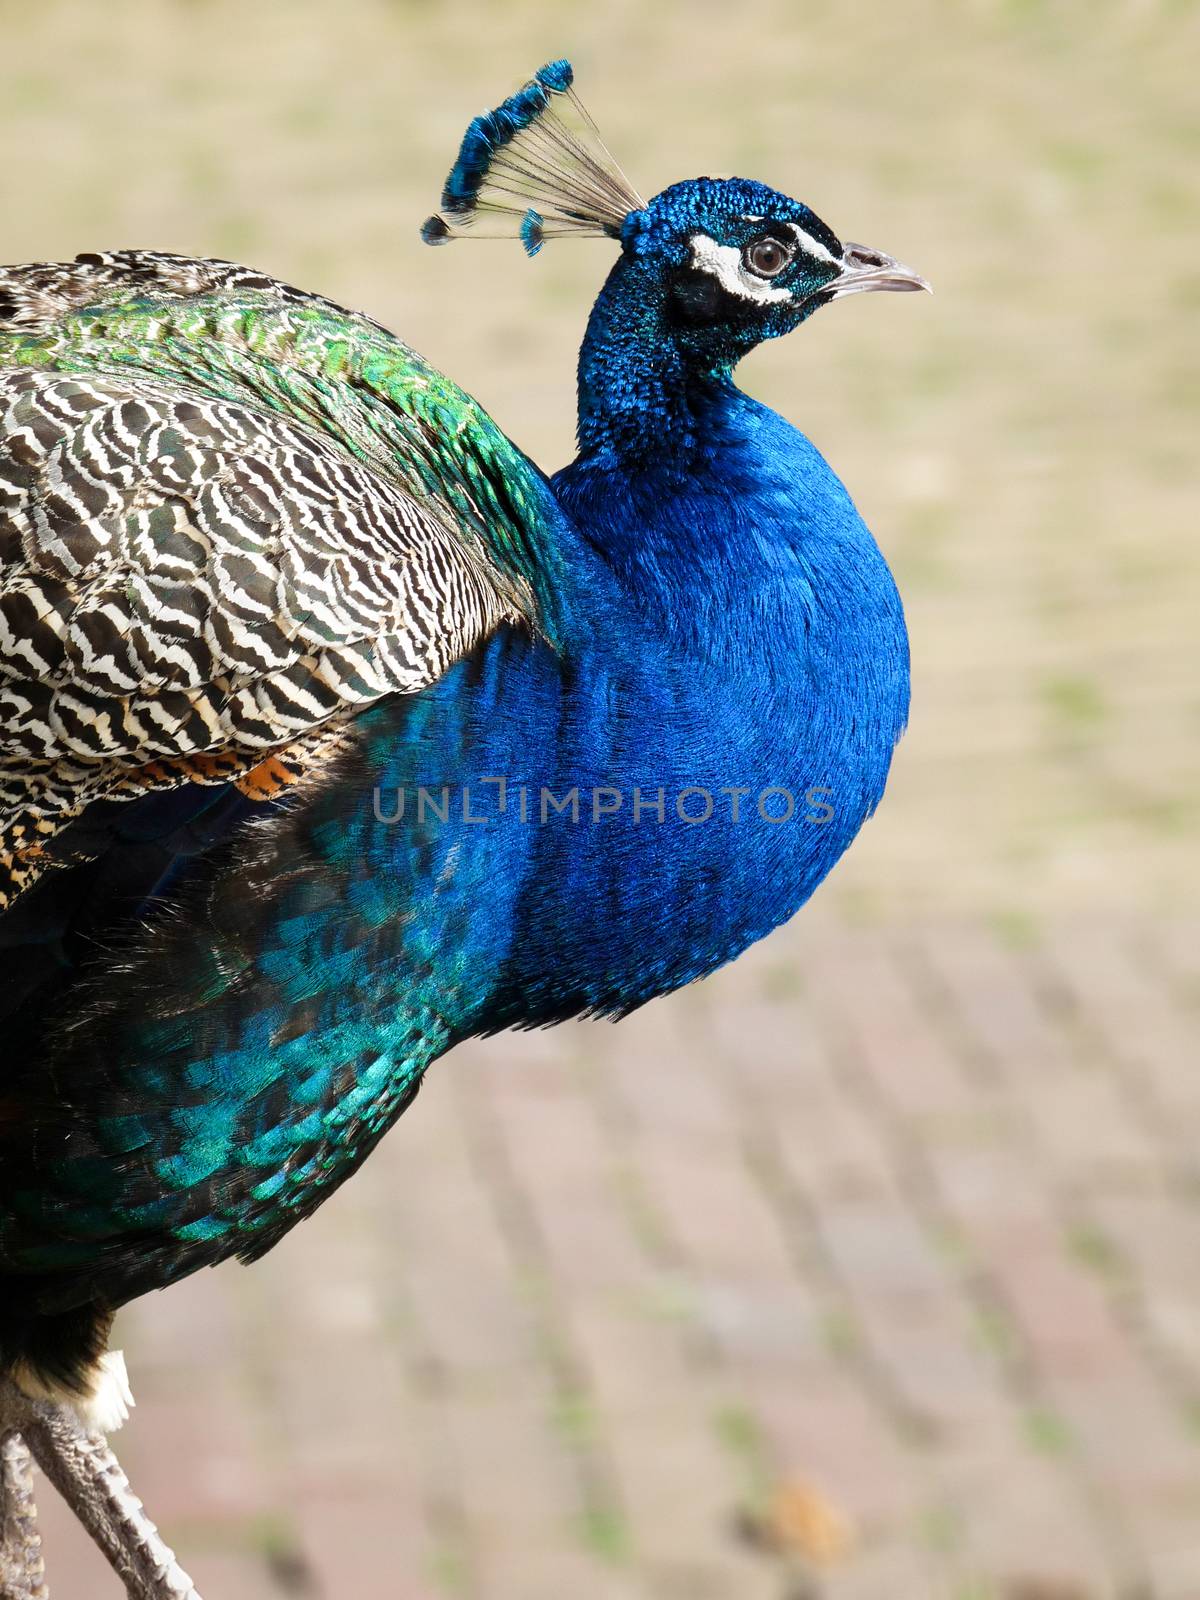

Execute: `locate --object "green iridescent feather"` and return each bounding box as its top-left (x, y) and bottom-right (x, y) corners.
top-left (0, 287), bottom-right (567, 639)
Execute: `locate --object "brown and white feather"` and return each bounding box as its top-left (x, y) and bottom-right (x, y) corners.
top-left (0, 253), bottom-right (528, 908)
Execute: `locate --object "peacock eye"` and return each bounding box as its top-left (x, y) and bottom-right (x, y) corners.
top-left (744, 237), bottom-right (792, 278)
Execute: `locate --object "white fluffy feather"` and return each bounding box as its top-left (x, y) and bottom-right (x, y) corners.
top-left (12, 1347), bottom-right (135, 1434)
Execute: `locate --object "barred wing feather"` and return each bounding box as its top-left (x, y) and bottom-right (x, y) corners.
top-left (0, 251), bottom-right (560, 908)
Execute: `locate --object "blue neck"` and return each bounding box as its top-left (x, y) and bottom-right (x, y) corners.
top-left (562, 254), bottom-right (909, 834)
top-left (564, 315), bottom-right (907, 665)
top-left (576, 254), bottom-right (720, 469)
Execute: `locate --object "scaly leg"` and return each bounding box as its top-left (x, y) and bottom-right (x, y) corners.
top-left (0, 1375), bottom-right (202, 1600)
top-left (0, 1431), bottom-right (47, 1600)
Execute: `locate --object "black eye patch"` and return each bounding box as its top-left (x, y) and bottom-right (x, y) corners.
top-left (671, 272), bottom-right (724, 322)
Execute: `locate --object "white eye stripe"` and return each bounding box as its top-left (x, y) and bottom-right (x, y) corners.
top-left (688, 234), bottom-right (792, 304)
top-left (786, 220), bottom-right (839, 266)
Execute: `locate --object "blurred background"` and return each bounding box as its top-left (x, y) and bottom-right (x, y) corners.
top-left (4, 1), bottom-right (1198, 1595)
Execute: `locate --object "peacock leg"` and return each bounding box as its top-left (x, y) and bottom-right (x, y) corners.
top-left (0, 1429), bottom-right (47, 1600)
top-left (15, 1394), bottom-right (201, 1600)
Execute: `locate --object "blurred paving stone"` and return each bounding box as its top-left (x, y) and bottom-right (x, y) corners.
top-left (748, 1375), bottom-right (917, 1530)
top-left (819, 1542), bottom-right (952, 1599)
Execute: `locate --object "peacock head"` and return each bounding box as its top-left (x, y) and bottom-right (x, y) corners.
top-left (421, 60), bottom-right (929, 374)
top-left (617, 177), bottom-right (928, 362)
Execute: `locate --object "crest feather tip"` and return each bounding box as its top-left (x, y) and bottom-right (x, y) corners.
top-left (420, 214), bottom-right (452, 246)
top-left (520, 209), bottom-right (546, 257)
top-left (536, 60), bottom-right (574, 93)
top-left (421, 60), bottom-right (641, 254)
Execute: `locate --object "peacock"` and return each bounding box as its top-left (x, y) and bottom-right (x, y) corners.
top-left (0, 60), bottom-right (928, 1598)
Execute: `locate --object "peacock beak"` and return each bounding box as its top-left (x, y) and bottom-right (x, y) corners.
top-left (826, 242), bottom-right (931, 299)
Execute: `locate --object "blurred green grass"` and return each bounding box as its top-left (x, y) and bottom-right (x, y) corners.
top-left (2, 0), bottom-right (1196, 922)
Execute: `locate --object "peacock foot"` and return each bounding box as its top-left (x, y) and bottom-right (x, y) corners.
top-left (0, 1428), bottom-right (47, 1600)
top-left (0, 1371), bottom-right (202, 1600)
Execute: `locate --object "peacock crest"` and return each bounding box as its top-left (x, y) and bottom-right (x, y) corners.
top-left (420, 59), bottom-right (643, 256)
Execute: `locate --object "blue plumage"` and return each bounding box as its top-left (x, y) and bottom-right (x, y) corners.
top-left (439, 58), bottom-right (575, 217)
top-left (0, 61), bottom-right (928, 1420)
top-left (519, 208), bottom-right (545, 256)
